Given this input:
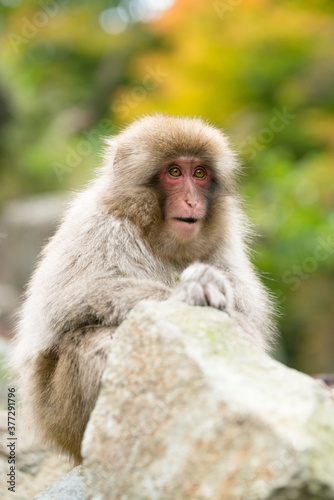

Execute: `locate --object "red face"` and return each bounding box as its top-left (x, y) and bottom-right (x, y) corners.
top-left (159, 157), bottom-right (212, 241)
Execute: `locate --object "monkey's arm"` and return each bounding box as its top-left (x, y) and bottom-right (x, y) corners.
top-left (48, 262), bottom-right (271, 351)
top-left (50, 276), bottom-right (171, 335)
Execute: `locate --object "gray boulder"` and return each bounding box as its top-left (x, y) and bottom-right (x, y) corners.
top-left (82, 301), bottom-right (334, 500)
top-left (33, 467), bottom-right (84, 500)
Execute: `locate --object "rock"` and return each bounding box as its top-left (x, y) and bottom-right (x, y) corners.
top-left (33, 467), bottom-right (85, 500)
top-left (82, 301), bottom-right (334, 500)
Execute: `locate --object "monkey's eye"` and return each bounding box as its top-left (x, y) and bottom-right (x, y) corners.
top-left (168, 166), bottom-right (182, 177)
top-left (194, 167), bottom-right (206, 179)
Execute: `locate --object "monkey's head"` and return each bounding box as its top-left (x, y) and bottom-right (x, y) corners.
top-left (103, 114), bottom-right (241, 264)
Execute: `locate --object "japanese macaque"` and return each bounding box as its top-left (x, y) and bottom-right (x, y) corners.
top-left (12, 114), bottom-right (275, 463)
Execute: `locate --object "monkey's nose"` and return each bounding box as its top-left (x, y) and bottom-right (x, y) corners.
top-left (185, 198), bottom-right (197, 207)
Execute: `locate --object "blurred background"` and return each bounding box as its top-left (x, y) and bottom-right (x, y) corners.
top-left (0, 0), bottom-right (333, 375)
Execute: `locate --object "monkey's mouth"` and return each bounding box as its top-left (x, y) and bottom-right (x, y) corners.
top-left (175, 217), bottom-right (197, 224)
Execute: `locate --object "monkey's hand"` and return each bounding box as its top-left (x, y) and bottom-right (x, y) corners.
top-left (170, 263), bottom-right (228, 312)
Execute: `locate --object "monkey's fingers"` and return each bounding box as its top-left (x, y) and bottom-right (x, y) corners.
top-left (203, 283), bottom-right (227, 311)
top-left (170, 281), bottom-right (208, 307)
top-left (181, 263), bottom-right (227, 293)
top-left (181, 263), bottom-right (212, 284)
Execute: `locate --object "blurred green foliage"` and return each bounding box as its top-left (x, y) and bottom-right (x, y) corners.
top-left (0, 0), bottom-right (333, 373)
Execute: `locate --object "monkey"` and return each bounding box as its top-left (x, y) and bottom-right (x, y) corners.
top-left (11, 114), bottom-right (275, 464)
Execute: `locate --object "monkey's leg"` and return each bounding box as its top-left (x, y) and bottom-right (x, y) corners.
top-left (32, 326), bottom-right (113, 464)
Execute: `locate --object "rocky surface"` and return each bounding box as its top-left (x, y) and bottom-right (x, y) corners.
top-left (79, 301), bottom-right (334, 500)
top-left (33, 467), bottom-right (84, 500)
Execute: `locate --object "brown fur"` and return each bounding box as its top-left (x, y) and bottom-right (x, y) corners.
top-left (33, 327), bottom-right (112, 463)
top-left (11, 115), bottom-right (275, 463)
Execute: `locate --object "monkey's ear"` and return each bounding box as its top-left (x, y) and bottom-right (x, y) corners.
top-left (99, 138), bottom-right (133, 191)
top-left (101, 137), bottom-right (150, 189)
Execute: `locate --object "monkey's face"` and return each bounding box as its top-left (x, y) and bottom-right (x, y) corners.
top-left (159, 157), bottom-right (212, 242)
